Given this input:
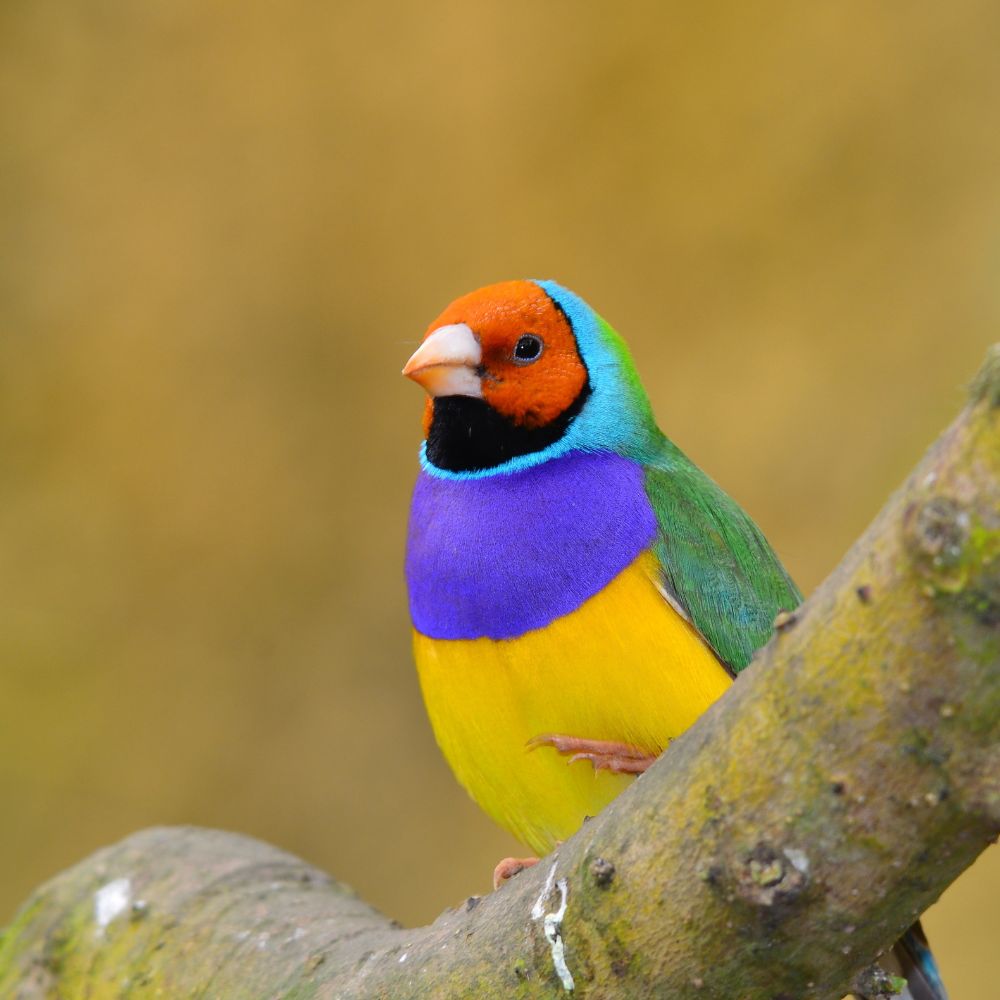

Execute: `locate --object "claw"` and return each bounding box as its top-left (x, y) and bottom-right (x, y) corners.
top-left (527, 733), bottom-right (658, 775)
top-left (493, 856), bottom-right (539, 890)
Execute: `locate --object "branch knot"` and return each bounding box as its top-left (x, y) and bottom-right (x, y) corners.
top-left (731, 843), bottom-right (809, 909)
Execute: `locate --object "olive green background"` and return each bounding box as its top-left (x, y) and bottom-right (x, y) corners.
top-left (1, 2), bottom-right (998, 995)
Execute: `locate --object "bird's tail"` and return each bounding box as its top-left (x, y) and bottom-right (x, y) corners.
top-left (888, 922), bottom-right (948, 1000)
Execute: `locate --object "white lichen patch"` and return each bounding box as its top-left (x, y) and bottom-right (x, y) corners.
top-left (545, 879), bottom-right (574, 991)
top-left (531, 861), bottom-right (558, 920)
top-left (783, 848), bottom-right (810, 875)
top-left (94, 877), bottom-right (132, 936)
top-left (531, 860), bottom-right (575, 991)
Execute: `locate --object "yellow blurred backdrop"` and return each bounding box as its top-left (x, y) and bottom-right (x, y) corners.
top-left (1, 2), bottom-right (998, 995)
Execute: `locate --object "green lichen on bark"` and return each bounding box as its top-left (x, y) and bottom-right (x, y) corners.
top-left (1, 345), bottom-right (998, 998)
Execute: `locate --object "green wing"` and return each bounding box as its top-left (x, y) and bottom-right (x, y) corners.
top-left (642, 437), bottom-right (802, 673)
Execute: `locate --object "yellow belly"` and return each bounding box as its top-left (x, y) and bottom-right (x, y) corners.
top-left (413, 549), bottom-right (732, 853)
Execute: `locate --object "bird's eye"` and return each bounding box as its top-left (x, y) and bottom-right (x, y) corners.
top-left (513, 334), bottom-right (543, 364)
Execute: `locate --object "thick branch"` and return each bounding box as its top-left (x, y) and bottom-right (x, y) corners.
top-left (2, 348), bottom-right (998, 999)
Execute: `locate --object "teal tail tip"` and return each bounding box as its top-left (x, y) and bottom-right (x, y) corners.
top-left (896, 923), bottom-right (949, 1000)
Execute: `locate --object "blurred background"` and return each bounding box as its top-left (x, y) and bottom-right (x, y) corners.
top-left (1, 1), bottom-right (998, 994)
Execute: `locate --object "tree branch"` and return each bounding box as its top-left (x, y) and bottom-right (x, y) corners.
top-left (2, 347), bottom-right (998, 1000)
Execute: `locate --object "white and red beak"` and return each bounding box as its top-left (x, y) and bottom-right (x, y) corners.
top-left (402, 323), bottom-right (483, 398)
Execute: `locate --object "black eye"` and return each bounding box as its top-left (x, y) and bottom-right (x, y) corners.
top-left (513, 334), bottom-right (543, 363)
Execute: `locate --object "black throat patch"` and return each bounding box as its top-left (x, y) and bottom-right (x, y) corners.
top-left (425, 389), bottom-right (589, 473)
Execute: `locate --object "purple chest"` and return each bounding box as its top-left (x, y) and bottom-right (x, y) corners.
top-left (405, 451), bottom-right (658, 641)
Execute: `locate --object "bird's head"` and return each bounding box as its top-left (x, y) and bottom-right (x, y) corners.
top-left (403, 280), bottom-right (657, 476)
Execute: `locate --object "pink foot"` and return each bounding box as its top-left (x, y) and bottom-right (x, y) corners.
top-left (493, 856), bottom-right (539, 890)
top-left (527, 733), bottom-right (658, 775)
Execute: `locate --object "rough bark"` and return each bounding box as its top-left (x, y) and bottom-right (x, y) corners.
top-left (1, 347), bottom-right (998, 1000)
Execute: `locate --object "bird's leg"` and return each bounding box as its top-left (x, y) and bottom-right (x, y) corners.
top-left (527, 733), bottom-right (658, 774)
top-left (494, 737), bottom-right (657, 890)
top-left (493, 856), bottom-right (539, 890)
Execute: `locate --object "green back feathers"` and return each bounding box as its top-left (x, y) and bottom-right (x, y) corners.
top-left (643, 437), bottom-right (802, 672)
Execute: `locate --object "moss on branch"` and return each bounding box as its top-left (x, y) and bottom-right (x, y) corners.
top-left (1, 346), bottom-right (998, 999)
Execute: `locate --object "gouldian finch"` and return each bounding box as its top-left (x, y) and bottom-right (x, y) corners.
top-left (403, 280), bottom-right (947, 1000)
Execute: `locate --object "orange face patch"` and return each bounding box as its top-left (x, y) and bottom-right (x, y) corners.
top-left (423, 280), bottom-right (588, 429)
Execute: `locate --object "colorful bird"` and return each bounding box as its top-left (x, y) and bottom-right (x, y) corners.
top-left (403, 279), bottom-right (946, 1000)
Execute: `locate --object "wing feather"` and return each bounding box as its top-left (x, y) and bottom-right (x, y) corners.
top-left (642, 438), bottom-right (801, 672)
